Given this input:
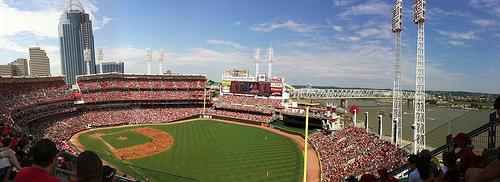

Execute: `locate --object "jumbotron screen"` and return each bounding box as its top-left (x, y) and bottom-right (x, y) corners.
top-left (229, 81), bottom-right (270, 96)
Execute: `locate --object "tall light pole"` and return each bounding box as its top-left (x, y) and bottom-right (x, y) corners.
top-left (254, 48), bottom-right (261, 78)
top-left (413, 0), bottom-right (426, 154)
top-left (146, 48), bottom-right (152, 75)
top-left (267, 45), bottom-right (274, 79)
top-left (84, 48), bottom-right (91, 75)
top-left (391, 0), bottom-right (403, 146)
top-left (158, 50), bottom-right (164, 75)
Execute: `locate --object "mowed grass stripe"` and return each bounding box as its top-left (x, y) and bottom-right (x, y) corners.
top-left (78, 120), bottom-right (303, 182)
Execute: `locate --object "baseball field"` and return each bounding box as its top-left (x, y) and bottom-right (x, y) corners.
top-left (72, 119), bottom-right (305, 182)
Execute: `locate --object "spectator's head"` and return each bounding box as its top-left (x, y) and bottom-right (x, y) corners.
top-left (359, 173), bottom-right (377, 182)
top-left (408, 154), bottom-right (419, 170)
top-left (418, 149), bottom-right (432, 162)
top-left (345, 175), bottom-right (358, 182)
top-left (1, 137), bottom-right (11, 148)
top-left (102, 165), bottom-right (116, 182)
top-left (377, 168), bottom-right (389, 178)
top-left (17, 138), bottom-right (29, 151)
top-left (453, 133), bottom-right (471, 147)
top-left (30, 139), bottom-right (58, 170)
top-left (76, 151), bottom-right (102, 182)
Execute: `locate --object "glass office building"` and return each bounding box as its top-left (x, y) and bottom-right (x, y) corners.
top-left (59, 0), bottom-right (96, 85)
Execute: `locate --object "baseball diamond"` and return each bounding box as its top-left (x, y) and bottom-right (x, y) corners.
top-left (71, 119), bottom-right (306, 182)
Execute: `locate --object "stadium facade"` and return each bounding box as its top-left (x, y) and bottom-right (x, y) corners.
top-left (59, 0), bottom-right (97, 85)
top-left (96, 62), bottom-right (125, 74)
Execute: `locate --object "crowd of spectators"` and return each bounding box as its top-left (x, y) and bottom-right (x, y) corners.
top-left (78, 78), bottom-right (205, 91)
top-left (207, 108), bottom-right (275, 123)
top-left (82, 90), bottom-right (204, 103)
top-left (214, 95), bottom-right (281, 114)
top-left (0, 77), bottom-right (71, 129)
top-left (309, 126), bottom-right (408, 181)
top-left (27, 107), bottom-right (203, 149)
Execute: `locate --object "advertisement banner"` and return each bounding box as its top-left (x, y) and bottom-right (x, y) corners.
top-left (270, 87), bottom-right (283, 93)
top-left (222, 86), bottom-right (230, 93)
top-left (270, 77), bottom-right (284, 83)
top-left (221, 80), bottom-right (231, 86)
top-left (258, 73), bottom-right (267, 82)
top-left (270, 82), bottom-right (283, 88)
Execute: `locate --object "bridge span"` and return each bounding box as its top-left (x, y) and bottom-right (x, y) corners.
top-left (289, 88), bottom-right (434, 100)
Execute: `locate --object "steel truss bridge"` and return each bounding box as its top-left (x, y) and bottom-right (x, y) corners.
top-left (289, 88), bottom-right (434, 100)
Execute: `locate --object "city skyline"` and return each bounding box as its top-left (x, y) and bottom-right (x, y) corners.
top-left (0, 0), bottom-right (499, 93)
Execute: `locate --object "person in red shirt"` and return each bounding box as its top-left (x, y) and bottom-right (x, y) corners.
top-left (378, 168), bottom-right (399, 182)
top-left (14, 139), bottom-right (62, 182)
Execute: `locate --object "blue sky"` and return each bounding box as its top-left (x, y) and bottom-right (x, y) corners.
top-left (0, 0), bottom-right (499, 93)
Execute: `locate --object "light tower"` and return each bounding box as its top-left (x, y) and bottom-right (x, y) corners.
top-left (391, 0), bottom-right (403, 146)
top-left (158, 50), bottom-right (164, 75)
top-left (84, 48), bottom-right (91, 75)
top-left (97, 48), bottom-right (103, 74)
top-left (267, 45), bottom-right (274, 79)
top-left (146, 48), bottom-right (152, 74)
top-left (254, 48), bottom-right (261, 78)
top-left (413, 0), bottom-right (426, 153)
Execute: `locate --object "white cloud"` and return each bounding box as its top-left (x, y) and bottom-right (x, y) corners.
top-left (332, 0), bottom-right (355, 6)
top-left (234, 21), bottom-right (241, 26)
top-left (332, 26), bottom-right (343, 32)
top-left (448, 40), bottom-right (465, 47)
top-left (356, 27), bottom-right (391, 39)
top-left (338, 0), bottom-right (392, 18)
top-left (335, 36), bottom-right (361, 42)
top-left (0, 0), bottom-right (111, 53)
top-left (206, 39), bottom-right (244, 49)
top-left (98, 46), bottom-right (250, 78)
top-left (436, 30), bottom-right (477, 40)
top-left (427, 7), bottom-right (467, 20)
top-left (472, 19), bottom-right (496, 26)
top-left (250, 20), bottom-right (317, 33)
top-left (469, 0), bottom-right (500, 15)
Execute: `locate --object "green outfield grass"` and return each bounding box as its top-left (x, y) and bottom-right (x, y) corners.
top-left (101, 130), bottom-right (152, 149)
top-left (77, 120), bottom-right (303, 182)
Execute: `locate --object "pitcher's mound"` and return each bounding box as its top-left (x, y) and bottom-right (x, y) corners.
top-left (118, 136), bottom-right (128, 141)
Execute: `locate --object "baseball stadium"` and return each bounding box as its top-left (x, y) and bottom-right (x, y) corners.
top-left (1, 0), bottom-right (500, 181)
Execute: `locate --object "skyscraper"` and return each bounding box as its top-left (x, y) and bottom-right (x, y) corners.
top-left (59, 0), bottom-right (96, 85)
top-left (29, 47), bottom-right (51, 76)
top-left (12, 58), bottom-right (29, 76)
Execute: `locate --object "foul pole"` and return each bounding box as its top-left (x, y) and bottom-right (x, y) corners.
top-left (303, 106), bottom-right (309, 182)
top-left (413, 0), bottom-right (426, 153)
top-left (391, 0), bottom-right (403, 146)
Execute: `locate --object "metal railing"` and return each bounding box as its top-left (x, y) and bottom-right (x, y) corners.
top-left (389, 112), bottom-right (498, 177)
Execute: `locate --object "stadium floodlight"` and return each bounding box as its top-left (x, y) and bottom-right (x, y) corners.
top-left (97, 48), bottom-right (104, 74)
top-left (413, 0), bottom-right (425, 24)
top-left (254, 48), bottom-right (261, 78)
top-left (413, 0), bottom-right (426, 153)
top-left (158, 50), bottom-right (165, 75)
top-left (392, 0), bottom-right (403, 33)
top-left (391, 0), bottom-right (403, 146)
top-left (267, 45), bottom-right (274, 78)
top-left (146, 48), bottom-right (152, 75)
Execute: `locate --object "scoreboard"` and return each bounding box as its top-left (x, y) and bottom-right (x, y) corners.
top-left (229, 81), bottom-right (271, 96)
